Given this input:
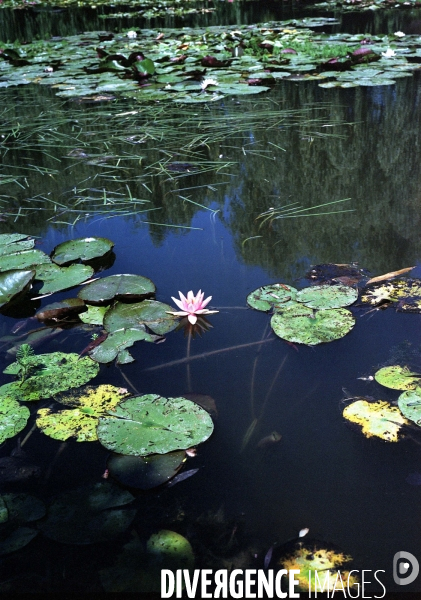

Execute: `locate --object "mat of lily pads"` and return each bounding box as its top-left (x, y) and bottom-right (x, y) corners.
top-left (1, 24), bottom-right (421, 101)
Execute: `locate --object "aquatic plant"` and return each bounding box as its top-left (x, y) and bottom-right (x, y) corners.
top-left (168, 290), bottom-right (219, 325)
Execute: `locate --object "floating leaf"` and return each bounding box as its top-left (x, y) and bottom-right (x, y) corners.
top-left (295, 284), bottom-right (358, 309)
top-left (51, 237), bottom-right (114, 265)
top-left (2, 352), bottom-right (99, 402)
top-left (107, 450), bottom-right (186, 489)
top-left (0, 234), bottom-right (34, 256)
top-left (36, 385), bottom-right (130, 442)
top-left (374, 365), bottom-right (421, 390)
top-left (0, 270), bottom-right (35, 308)
top-left (38, 482), bottom-right (136, 545)
top-left (361, 278), bottom-right (421, 311)
top-left (89, 328), bottom-right (160, 364)
top-left (0, 527), bottom-right (38, 557)
top-left (97, 394), bottom-right (214, 456)
top-left (278, 544), bottom-right (358, 592)
top-left (343, 399), bottom-right (408, 441)
top-left (398, 388), bottom-right (421, 427)
top-left (78, 304), bottom-right (109, 325)
top-left (35, 263), bottom-right (94, 294)
top-left (104, 300), bottom-right (178, 335)
top-left (100, 530), bottom-right (194, 593)
top-left (0, 250), bottom-right (51, 272)
top-left (0, 396), bottom-right (30, 444)
top-left (271, 305), bottom-right (355, 345)
top-left (35, 298), bottom-right (87, 322)
top-left (78, 274), bottom-right (155, 303)
top-left (246, 283), bottom-right (297, 312)
top-left (1, 493), bottom-right (45, 524)
top-left (305, 263), bottom-right (365, 286)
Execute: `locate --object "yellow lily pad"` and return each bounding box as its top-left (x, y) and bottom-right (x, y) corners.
top-left (343, 399), bottom-right (408, 442)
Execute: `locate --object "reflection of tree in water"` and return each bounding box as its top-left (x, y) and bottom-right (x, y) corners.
top-left (2, 77), bottom-right (421, 277)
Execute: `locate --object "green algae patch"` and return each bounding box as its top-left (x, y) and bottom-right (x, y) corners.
top-left (2, 352), bottom-right (99, 402)
top-left (343, 399), bottom-right (408, 441)
top-left (36, 385), bottom-right (130, 442)
top-left (97, 394), bottom-right (214, 456)
top-left (374, 365), bottom-right (421, 390)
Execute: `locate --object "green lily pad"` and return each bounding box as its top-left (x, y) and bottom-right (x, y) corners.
top-left (0, 395), bottom-right (30, 444)
top-left (0, 527), bottom-right (38, 557)
top-left (343, 399), bottom-right (408, 441)
top-left (104, 300), bottom-right (178, 335)
top-left (295, 284), bottom-right (358, 309)
top-left (271, 305), bottom-right (355, 345)
top-left (100, 530), bottom-right (194, 593)
top-left (38, 482), bottom-right (136, 545)
top-left (89, 328), bottom-right (160, 364)
top-left (398, 388), bottom-right (421, 427)
top-left (2, 352), bottom-right (99, 402)
top-left (78, 304), bottom-right (109, 325)
top-left (0, 249), bottom-right (51, 272)
top-left (246, 283), bottom-right (297, 312)
top-left (0, 270), bottom-right (35, 309)
top-left (0, 234), bottom-right (34, 256)
top-left (36, 385), bottom-right (130, 442)
top-left (35, 298), bottom-right (87, 322)
top-left (97, 394), bottom-right (214, 456)
top-left (107, 450), bottom-right (186, 489)
top-left (1, 493), bottom-right (46, 524)
top-left (35, 263), bottom-right (94, 294)
top-left (51, 237), bottom-right (114, 265)
top-left (374, 365), bottom-right (421, 390)
top-left (78, 274), bottom-right (155, 303)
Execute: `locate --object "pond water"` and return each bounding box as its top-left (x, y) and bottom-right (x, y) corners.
top-left (2, 0), bottom-right (421, 596)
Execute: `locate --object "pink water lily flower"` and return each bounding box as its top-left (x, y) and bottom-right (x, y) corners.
top-left (167, 290), bottom-right (219, 325)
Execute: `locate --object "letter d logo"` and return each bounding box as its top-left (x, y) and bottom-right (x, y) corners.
top-left (393, 551), bottom-right (419, 585)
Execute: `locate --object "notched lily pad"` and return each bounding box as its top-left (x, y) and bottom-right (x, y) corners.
top-left (246, 283), bottom-right (297, 312)
top-left (2, 352), bottom-right (99, 402)
top-left (35, 298), bottom-right (87, 322)
top-left (398, 388), bottom-right (421, 427)
top-left (51, 237), bottom-right (114, 265)
top-left (343, 399), bottom-right (408, 441)
top-left (0, 250), bottom-right (51, 273)
top-left (78, 274), bottom-right (155, 303)
top-left (38, 481), bottom-right (136, 545)
top-left (271, 305), bottom-right (355, 345)
top-left (295, 284), bottom-right (358, 309)
top-left (374, 365), bottom-right (421, 390)
top-left (104, 300), bottom-right (178, 335)
top-left (0, 234), bottom-right (34, 256)
top-left (89, 328), bottom-right (160, 364)
top-left (97, 394), bottom-right (214, 456)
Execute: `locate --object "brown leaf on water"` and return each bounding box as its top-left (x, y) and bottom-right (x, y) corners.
top-left (366, 267), bottom-right (415, 285)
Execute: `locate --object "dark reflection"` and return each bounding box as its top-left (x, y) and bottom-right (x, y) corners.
top-left (2, 74), bottom-right (421, 278)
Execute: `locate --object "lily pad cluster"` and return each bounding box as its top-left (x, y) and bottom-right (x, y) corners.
top-left (314, 0), bottom-right (421, 12)
top-left (0, 493), bottom-right (46, 556)
top-left (1, 24), bottom-right (421, 102)
top-left (247, 282), bottom-right (357, 345)
top-left (343, 365), bottom-right (421, 441)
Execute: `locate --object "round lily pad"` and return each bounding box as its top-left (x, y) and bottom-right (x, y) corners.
top-left (36, 385), bottom-right (130, 442)
top-left (35, 263), bottom-right (94, 294)
top-left (104, 300), bottom-right (178, 335)
top-left (343, 399), bottom-right (408, 442)
top-left (38, 482), bottom-right (136, 545)
top-left (271, 305), bottom-right (355, 345)
top-left (246, 283), bottom-right (297, 312)
top-left (0, 250), bottom-right (51, 273)
top-left (398, 388), bottom-right (421, 426)
top-left (374, 365), bottom-right (421, 390)
top-left (296, 284), bottom-right (358, 309)
top-left (2, 352), bottom-right (99, 402)
top-left (107, 450), bottom-right (186, 489)
top-left (51, 237), bottom-right (114, 265)
top-left (78, 274), bottom-right (155, 303)
top-left (97, 394), bottom-right (214, 456)
top-left (89, 328), bottom-right (159, 364)
top-left (0, 270), bottom-right (35, 309)
top-left (0, 396), bottom-right (30, 444)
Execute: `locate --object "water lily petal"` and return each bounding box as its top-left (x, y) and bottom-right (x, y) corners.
top-left (200, 295), bottom-right (212, 309)
top-left (171, 296), bottom-right (186, 311)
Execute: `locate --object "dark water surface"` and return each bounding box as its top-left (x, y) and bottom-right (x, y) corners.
top-left (2, 1), bottom-right (421, 595)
